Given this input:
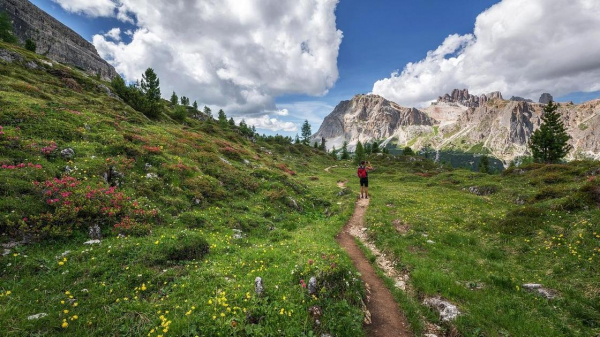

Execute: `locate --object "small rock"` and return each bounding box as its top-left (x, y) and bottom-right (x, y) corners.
top-left (57, 250), bottom-right (71, 258)
top-left (308, 305), bottom-right (322, 319)
top-left (117, 234), bottom-right (126, 239)
top-left (84, 124), bottom-right (91, 131)
top-left (2, 249), bottom-right (10, 256)
top-left (233, 229), bottom-right (243, 240)
top-left (81, 289), bottom-right (89, 293)
top-left (40, 59), bottom-right (53, 67)
top-left (427, 240), bottom-right (435, 244)
top-left (424, 334), bottom-right (438, 337)
top-left (423, 297), bottom-right (461, 322)
top-left (254, 277), bottom-right (264, 295)
top-left (308, 276), bottom-right (317, 295)
top-left (522, 283), bottom-right (557, 299)
top-left (145, 163), bottom-right (152, 171)
top-left (145, 173), bottom-right (158, 179)
top-left (60, 148), bottom-right (75, 159)
top-left (243, 159), bottom-right (250, 165)
top-left (515, 197), bottom-right (526, 205)
top-left (288, 197), bottom-right (299, 210)
top-left (64, 165), bottom-right (73, 173)
top-left (88, 224), bottom-right (101, 240)
top-left (27, 313), bottom-right (48, 320)
top-left (220, 157), bottom-right (232, 166)
top-left (83, 240), bottom-right (101, 245)
top-left (25, 61), bottom-right (38, 69)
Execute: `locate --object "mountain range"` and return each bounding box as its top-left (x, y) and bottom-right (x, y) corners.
top-left (313, 89), bottom-right (600, 163)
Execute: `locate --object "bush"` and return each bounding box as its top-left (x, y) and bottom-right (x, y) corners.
top-left (496, 206), bottom-right (544, 235)
top-left (25, 39), bottom-right (36, 52)
top-left (145, 232), bottom-right (209, 265)
top-left (172, 105), bottom-right (187, 122)
top-left (178, 211), bottom-right (209, 228)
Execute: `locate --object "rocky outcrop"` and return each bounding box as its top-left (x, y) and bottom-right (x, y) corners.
top-left (0, 0), bottom-right (117, 80)
top-left (312, 94), bottom-right (434, 150)
top-left (539, 93), bottom-right (554, 104)
top-left (436, 89), bottom-right (503, 108)
top-left (510, 96), bottom-right (534, 103)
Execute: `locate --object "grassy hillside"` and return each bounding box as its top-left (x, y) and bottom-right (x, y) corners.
top-left (356, 156), bottom-right (600, 336)
top-left (0, 42), bottom-right (366, 335)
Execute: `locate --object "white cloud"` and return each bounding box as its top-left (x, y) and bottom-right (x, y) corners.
top-left (271, 109), bottom-right (289, 116)
top-left (104, 27), bottom-right (121, 41)
top-left (52, 0), bottom-right (116, 17)
top-left (85, 0), bottom-right (342, 117)
top-left (237, 115), bottom-right (298, 132)
top-left (373, 0), bottom-right (600, 107)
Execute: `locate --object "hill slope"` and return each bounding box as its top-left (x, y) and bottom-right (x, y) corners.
top-left (0, 42), bottom-right (366, 336)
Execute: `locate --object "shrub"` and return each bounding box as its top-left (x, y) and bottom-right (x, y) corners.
top-left (146, 232), bottom-right (209, 265)
top-left (172, 105), bottom-right (187, 122)
top-left (496, 206), bottom-right (544, 235)
top-left (25, 39), bottom-right (36, 52)
top-left (178, 211), bottom-right (209, 228)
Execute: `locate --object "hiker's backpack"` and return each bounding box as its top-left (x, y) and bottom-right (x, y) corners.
top-left (358, 167), bottom-right (367, 178)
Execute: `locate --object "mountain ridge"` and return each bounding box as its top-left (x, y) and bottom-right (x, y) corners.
top-left (313, 90), bottom-right (600, 163)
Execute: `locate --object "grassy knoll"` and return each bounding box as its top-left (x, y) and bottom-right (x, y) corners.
top-left (0, 42), bottom-right (365, 336)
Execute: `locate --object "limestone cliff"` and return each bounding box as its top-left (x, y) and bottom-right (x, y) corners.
top-left (315, 89), bottom-right (600, 163)
top-left (0, 0), bottom-right (117, 80)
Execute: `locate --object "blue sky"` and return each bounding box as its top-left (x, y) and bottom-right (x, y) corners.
top-left (28, 0), bottom-right (600, 136)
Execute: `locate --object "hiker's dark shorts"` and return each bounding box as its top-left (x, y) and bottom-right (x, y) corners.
top-left (360, 178), bottom-right (368, 187)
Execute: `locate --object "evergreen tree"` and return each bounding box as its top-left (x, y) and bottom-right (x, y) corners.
top-left (341, 141), bottom-right (350, 160)
top-left (382, 148), bottom-right (389, 154)
top-left (193, 101), bottom-right (198, 111)
top-left (218, 109), bottom-right (228, 126)
top-left (364, 143), bottom-right (372, 155)
top-left (372, 141), bottom-right (380, 154)
top-left (354, 141), bottom-right (365, 165)
top-left (228, 117), bottom-right (235, 126)
top-left (180, 96), bottom-right (190, 106)
top-left (0, 12), bottom-right (17, 44)
top-left (402, 146), bottom-right (414, 155)
top-left (141, 68), bottom-right (161, 102)
top-left (203, 106), bottom-right (212, 117)
top-left (330, 146), bottom-right (337, 160)
top-left (313, 141), bottom-right (318, 149)
top-left (25, 39), bottom-right (36, 52)
top-left (479, 155), bottom-right (491, 174)
top-left (319, 137), bottom-right (326, 151)
top-left (170, 91), bottom-right (178, 106)
top-left (530, 101), bottom-right (572, 163)
top-left (294, 134), bottom-right (300, 145)
top-left (301, 120), bottom-right (311, 145)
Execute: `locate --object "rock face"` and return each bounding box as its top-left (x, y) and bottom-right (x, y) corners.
top-left (437, 89), bottom-right (503, 108)
top-left (0, 0), bottom-right (117, 80)
top-left (312, 94), bottom-right (435, 150)
top-left (315, 89), bottom-right (600, 163)
top-left (510, 96), bottom-right (534, 103)
top-left (539, 93), bottom-right (554, 104)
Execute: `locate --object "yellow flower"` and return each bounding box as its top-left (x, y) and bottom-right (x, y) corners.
top-left (141, 284), bottom-right (147, 291)
top-left (62, 322), bottom-right (68, 328)
top-left (154, 241), bottom-right (159, 245)
top-left (72, 315), bottom-right (78, 320)
top-left (5, 291), bottom-right (11, 295)
top-left (58, 261), bottom-right (64, 266)
top-left (73, 302), bottom-right (78, 307)
top-left (64, 310), bottom-right (69, 314)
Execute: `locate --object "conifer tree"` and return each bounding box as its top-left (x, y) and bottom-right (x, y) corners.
top-left (319, 137), bottom-right (326, 151)
top-left (193, 101), bottom-right (198, 111)
top-left (140, 68), bottom-right (161, 117)
top-left (170, 92), bottom-right (178, 106)
top-left (218, 109), bottom-right (228, 126)
top-left (203, 106), bottom-right (212, 117)
top-left (330, 146), bottom-right (337, 160)
top-left (341, 141), bottom-right (350, 160)
top-left (479, 155), bottom-right (491, 174)
top-left (294, 134), bottom-right (300, 145)
top-left (530, 101), bottom-right (572, 163)
top-left (313, 141), bottom-right (318, 149)
top-left (372, 141), bottom-right (380, 154)
top-left (301, 120), bottom-right (311, 145)
top-left (354, 141), bottom-right (365, 165)
top-left (229, 117), bottom-right (236, 126)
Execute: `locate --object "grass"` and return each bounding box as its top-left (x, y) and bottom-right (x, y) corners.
top-left (0, 42), bottom-right (366, 336)
top-left (349, 156), bottom-right (600, 336)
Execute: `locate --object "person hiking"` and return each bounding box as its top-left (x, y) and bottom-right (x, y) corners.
top-left (357, 161), bottom-right (372, 199)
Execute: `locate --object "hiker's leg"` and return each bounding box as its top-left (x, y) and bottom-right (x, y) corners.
top-left (365, 186), bottom-right (368, 198)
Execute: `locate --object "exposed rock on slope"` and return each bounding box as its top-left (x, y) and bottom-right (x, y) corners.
top-left (0, 0), bottom-right (117, 80)
top-left (312, 94), bottom-right (434, 150)
top-left (315, 89), bottom-right (600, 163)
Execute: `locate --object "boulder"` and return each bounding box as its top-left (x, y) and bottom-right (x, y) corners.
top-left (60, 148), bottom-right (75, 159)
top-left (254, 277), bottom-right (264, 295)
top-left (423, 297), bottom-right (461, 321)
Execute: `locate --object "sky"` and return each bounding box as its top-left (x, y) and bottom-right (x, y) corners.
top-left (29, 0), bottom-right (600, 136)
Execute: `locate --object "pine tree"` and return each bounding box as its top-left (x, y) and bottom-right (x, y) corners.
top-left (203, 106), bottom-right (212, 117)
top-left (193, 101), bottom-right (198, 111)
top-left (319, 137), bottom-right (326, 151)
top-left (141, 68), bottom-right (161, 102)
top-left (0, 12), bottom-right (17, 44)
top-left (372, 141), bottom-right (380, 154)
top-left (301, 120), bottom-right (311, 145)
top-left (229, 117), bottom-right (235, 126)
top-left (364, 143), bottom-right (372, 155)
top-left (530, 101), bottom-right (572, 163)
top-left (140, 68), bottom-right (161, 117)
top-left (402, 146), bottom-right (414, 155)
top-left (170, 92), bottom-right (178, 106)
top-left (25, 39), bottom-right (36, 52)
top-left (294, 134), bottom-right (300, 145)
top-left (341, 141), bottom-right (349, 159)
top-left (354, 141), bottom-right (365, 165)
top-left (218, 109), bottom-right (228, 126)
top-left (479, 155), bottom-right (491, 174)
top-left (330, 146), bottom-right (337, 160)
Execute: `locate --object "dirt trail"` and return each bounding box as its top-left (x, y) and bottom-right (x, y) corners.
top-left (336, 198), bottom-right (413, 337)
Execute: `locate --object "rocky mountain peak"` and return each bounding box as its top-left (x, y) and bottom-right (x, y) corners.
top-left (437, 89), bottom-right (503, 108)
top-left (539, 93), bottom-right (554, 104)
top-left (0, 0), bottom-right (117, 80)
